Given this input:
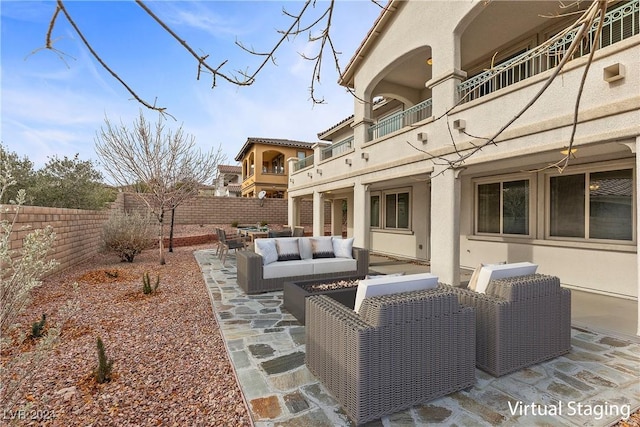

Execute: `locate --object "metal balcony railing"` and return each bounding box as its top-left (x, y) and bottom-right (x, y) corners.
top-left (458, 0), bottom-right (639, 103)
top-left (368, 98), bottom-right (433, 140)
top-left (293, 154), bottom-right (314, 172)
top-left (321, 137), bottom-right (354, 161)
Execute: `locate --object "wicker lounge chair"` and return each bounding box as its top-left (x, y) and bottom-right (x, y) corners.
top-left (446, 274), bottom-right (571, 377)
top-left (305, 285), bottom-right (476, 425)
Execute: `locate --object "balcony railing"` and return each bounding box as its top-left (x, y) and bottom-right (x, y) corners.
top-left (293, 154), bottom-right (314, 172)
top-left (368, 98), bottom-right (433, 140)
top-left (321, 136), bottom-right (354, 160)
top-left (458, 0), bottom-right (639, 103)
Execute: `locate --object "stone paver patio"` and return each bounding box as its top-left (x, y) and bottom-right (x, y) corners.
top-left (194, 249), bottom-right (640, 427)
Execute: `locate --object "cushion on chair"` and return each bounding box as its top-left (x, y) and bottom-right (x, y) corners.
top-left (254, 238), bottom-right (278, 265)
top-left (353, 273), bottom-right (439, 313)
top-left (275, 238), bottom-right (301, 261)
top-left (332, 237), bottom-right (354, 259)
top-left (474, 262), bottom-right (538, 294)
top-left (311, 237), bottom-right (335, 259)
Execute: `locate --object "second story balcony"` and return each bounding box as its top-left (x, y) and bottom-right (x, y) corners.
top-left (293, 154), bottom-right (314, 172)
top-left (368, 98), bottom-right (433, 141)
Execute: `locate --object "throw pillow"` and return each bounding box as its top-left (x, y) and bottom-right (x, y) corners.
top-left (275, 238), bottom-right (301, 261)
top-left (254, 239), bottom-right (278, 265)
top-left (332, 237), bottom-right (354, 259)
top-left (310, 237), bottom-right (335, 259)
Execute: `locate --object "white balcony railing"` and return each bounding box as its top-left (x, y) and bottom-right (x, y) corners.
top-left (321, 137), bottom-right (354, 161)
top-left (368, 98), bottom-right (433, 140)
top-left (458, 0), bottom-right (639, 103)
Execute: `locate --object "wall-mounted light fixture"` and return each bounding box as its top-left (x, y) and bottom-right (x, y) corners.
top-left (307, 172), bottom-right (313, 178)
top-left (316, 168), bottom-right (322, 175)
top-left (289, 178), bottom-right (294, 184)
top-left (345, 158), bottom-right (352, 166)
top-left (426, 57), bottom-right (433, 66)
top-left (361, 152), bottom-right (369, 161)
top-left (603, 63), bottom-right (625, 83)
top-left (417, 132), bottom-right (428, 143)
top-left (560, 148), bottom-right (577, 156)
top-left (452, 119), bottom-right (466, 131)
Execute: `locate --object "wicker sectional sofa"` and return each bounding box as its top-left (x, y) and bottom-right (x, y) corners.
top-left (305, 285), bottom-right (476, 425)
top-left (446, 274), bottom-right (571, 377)
top-left (236, 236), bottom-right (369, 294)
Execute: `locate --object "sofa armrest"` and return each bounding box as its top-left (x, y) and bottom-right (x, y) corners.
top-left (352, 247), bottom-right (369, 277)
top-left (236, 250), bottom-right (264, 294)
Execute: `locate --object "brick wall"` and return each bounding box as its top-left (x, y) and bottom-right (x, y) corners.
top-left (1, 205), bottom-right (110, 276)
top-left (2, 193), bottom-right (329, 277)
top-left (120, 193), bottom-right (324, 226)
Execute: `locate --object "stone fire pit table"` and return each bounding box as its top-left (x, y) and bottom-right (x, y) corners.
top-left (283, 275), bottom-right (363, 325)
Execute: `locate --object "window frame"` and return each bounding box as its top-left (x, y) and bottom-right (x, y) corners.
top-left (544, 161), bottom-right (636, 244)
top-left (382, 187), bottom-right (411, 230)
top-left (474, 174), bottom-right (535, 238)
top-left (370, 191), bottom-right (381, 229)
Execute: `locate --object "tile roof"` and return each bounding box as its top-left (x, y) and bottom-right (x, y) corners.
top-left (218, 164), bottom-right (242, 174)
top-left (234, 137), bottom-right (316, 161)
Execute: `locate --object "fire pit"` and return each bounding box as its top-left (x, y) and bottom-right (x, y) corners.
top-left (283, 276), bottom-right (363, 325)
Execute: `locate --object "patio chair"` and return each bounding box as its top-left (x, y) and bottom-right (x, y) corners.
top-left (446, 274), bottom-right (571, 377)
top-left (218, 228), bottom-right (248, 266)
top-left (305, 285), bottom-right (476, 425)
top-left (292, 226), bottom-right (304, 237)
top-left (267, 229), bottom-right (292, 238)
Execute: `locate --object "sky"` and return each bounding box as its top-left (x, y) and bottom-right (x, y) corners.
top-left (1, 0), bottom-right (381, 180)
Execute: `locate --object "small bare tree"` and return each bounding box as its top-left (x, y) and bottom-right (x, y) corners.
top-left (95, 111), bottom-right (226, 264)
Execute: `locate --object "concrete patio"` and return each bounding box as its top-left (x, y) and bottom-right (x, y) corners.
top-left (194, 249), bottom-right (640, 426)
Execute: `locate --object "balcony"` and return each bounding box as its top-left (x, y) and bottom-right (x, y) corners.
top-left (321, 137), bottom-right (354, 161)
top-left (458, 0), bottom-right (639, 103)
top-left (293, 154), bottom-right (314, 172)
top-left (368, 98), bottom-right (433, 140)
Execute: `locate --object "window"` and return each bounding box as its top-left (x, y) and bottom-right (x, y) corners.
top-left (549, 168), bottom-right (633, 241)
top-left (370, 194), bottom-right (380, 228)
top-left (384, 190), bottom-right (410, 229)
top-left (297, 151), bottom-right (306, 160)
top-left (476, 179), bottom-right (530, 235)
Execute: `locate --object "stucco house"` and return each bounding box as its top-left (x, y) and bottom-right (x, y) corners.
top-left (214, 164), bottom-right (242, 197)
top-left (235, 137), bottom-right (316, 198)
top-left (286, 0), bottom-right (640, 333)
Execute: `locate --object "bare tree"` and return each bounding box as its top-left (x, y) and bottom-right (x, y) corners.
top-left (95, 111), bottom-right (226, 265)
top-left (38, 0), bottom-right (382, 114)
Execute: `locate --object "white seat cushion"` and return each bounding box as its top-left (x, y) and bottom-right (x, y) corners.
top-left (474, 262), bottom-right (538, 294)
top-left (354, 273), bottom-right (439, 313)
top-left (311, 257), bottom-right (357, 275)
top-left (263, 260), bottom-right (314, 279)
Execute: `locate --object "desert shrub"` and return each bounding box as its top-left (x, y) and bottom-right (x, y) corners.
top-left (231, 220), bottom-right (239, 228)
top-left (260, 220), bottom-right (268, 227)
top-left (94, 337), bottom-right (113, 384)
top-left (142, 272), bottom-right (160, 295)
top-left (30, 314), bottom-right (47, 339)
top-left (102, 211), bottom-right (155, 262)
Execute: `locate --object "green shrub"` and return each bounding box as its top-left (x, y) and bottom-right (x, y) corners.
top-left (260, 221), bottom-right (268, 227)
top-left (231, 220), bottom-right (239, 228)
top-left (102, 211), bottom-right (155, 262)
top-left (30, 314), bottom-right (47, 339)
top-left (94, 337), bottom-right (113, 384)
top-left (142, 272), bottom-right (160, 295)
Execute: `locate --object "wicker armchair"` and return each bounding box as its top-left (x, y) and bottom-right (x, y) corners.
top-left (305, 286), bottom-right (476, 425)
top-left (446, 274), bottom-right (571, 377)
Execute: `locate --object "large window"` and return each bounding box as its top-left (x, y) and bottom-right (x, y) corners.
top-left (385, 190), bottom-right (410, 229)
top-left (369, 189), bottom-right (410, 230)
top-left (476, 179), bottom-right (530, 235)
top-left (549, 168), bottom-right (633, 241)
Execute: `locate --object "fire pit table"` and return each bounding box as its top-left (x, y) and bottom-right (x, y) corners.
top-left (283, 275), bottom-right (364, 325)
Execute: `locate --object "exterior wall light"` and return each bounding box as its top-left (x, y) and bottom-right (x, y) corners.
top-left (603, 63), bottom-right (625, 83)
top-left (361, 152), bottom-right (369, 160)
top-left (453, 119), bottom-right (466, 130)
top-left (345, 158), bottom-right (352, 166)
top-left (316, 168), bottom-right (322, 175)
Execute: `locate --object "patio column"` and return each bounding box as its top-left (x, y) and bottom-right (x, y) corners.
top-left (430, 166), bottom-right (462, 286)
top-left (346, 193), bottom-right (354, 238)
top-left (287, 196), bottom-right (300, 227)
top-left (353, 183), bottom-right (369, 251)
top-left (313, 191), bottom-right (325, 237)
top-left (636, 136), bottom-right (640, 336)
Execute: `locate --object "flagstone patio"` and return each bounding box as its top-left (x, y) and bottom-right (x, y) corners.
top-left (194, 249), bottom-right (640, 427)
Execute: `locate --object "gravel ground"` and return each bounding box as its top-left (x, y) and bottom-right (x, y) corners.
top-left (2, 235), bottom-right (250, 426)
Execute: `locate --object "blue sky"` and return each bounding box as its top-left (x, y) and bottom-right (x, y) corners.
top-left (1, 1), bottom-right (381, 177)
